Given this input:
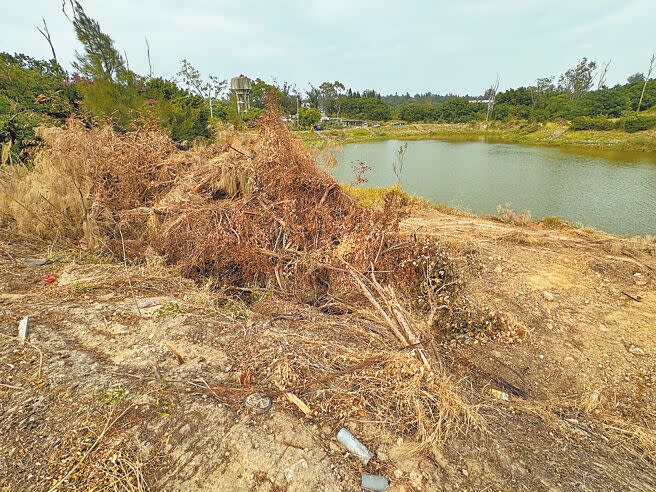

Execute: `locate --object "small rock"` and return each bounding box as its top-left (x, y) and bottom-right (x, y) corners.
top-left (628, 345), bottom-right (646, 356)
top-left (283, 459), bottom-right (308, 482)
top-left (329, 441), bottom-right (341, 454)
top-left (494, 265), bottom-right (503, 274)
top-left (543, 291), bottom-right (555, 302)
top-left (393, 469), bottom-right (404, 479)
top-left (461, 468), bottom-right (469, 477)
top-left (376, 450), bottom-right (389, 461)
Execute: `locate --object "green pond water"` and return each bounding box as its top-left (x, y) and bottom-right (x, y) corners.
top-left (332, 139), bottom-right (656, 236)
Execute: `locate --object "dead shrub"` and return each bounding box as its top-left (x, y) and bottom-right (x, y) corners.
top-left (496, 202), bottom-right (532, 226)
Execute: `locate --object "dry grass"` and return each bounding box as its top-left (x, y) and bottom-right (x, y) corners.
top-left (0, 102), bottom-right (459, 309)
top-left (226, 303), bottom-right (483, 451)
top-left (0, 100), bottom-right (491, 453)
top-left (502, 230), bottom-right (546, 246)
top-left (495, 203), bottom-right (532, 226)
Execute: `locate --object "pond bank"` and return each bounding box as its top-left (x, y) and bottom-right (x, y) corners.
top-left (332, 139), bottom-right (656, 237)
top-left (298, 121), bottom-right (656, 153)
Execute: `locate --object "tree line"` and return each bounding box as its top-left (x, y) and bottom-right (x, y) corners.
top-left (1, 1), bottom-right (655, 165)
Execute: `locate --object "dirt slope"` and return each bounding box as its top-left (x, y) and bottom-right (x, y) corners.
top-left (1, 209), bottom-right (655, 491)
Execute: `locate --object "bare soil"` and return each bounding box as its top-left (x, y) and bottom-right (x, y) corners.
top-left (1, 209), bottom-right (655, 491)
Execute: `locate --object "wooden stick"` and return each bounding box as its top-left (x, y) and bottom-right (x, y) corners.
top-left (275, 382), bottom-right (311, 416)
top-left (348, 270), bottom-right (407, 345)
top-left (386, 286), bottom-right (431, 372)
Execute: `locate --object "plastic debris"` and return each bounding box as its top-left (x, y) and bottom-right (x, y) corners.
top-left (23, 258), bottom-right (48, 267)
top-left (336, 427), bottom-right (373, 465)
top-left (18, 315), bottom-right (29, 342)
top-left (361, 472), bottom-right (389, 491)
top-left (244, 392), bottom-right (272, 414)
top-left (491, 388), bottom-right (509, 401)
top-left (42, 275), bottom-right (58, 285)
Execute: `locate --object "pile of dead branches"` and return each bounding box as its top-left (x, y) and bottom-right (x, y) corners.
top-left (0, 103), bottom-right (457, 313)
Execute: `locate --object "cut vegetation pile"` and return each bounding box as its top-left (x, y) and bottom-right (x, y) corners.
top-left (0, 103), bottom-right (491, 447)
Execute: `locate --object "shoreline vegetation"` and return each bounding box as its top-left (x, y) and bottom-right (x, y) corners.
top-left (298, 120), bottom-right (656, 155)
top-left (340, 184), bottom-right (597, 236)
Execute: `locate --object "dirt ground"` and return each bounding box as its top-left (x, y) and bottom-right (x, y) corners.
top-left (1, 209), bottom-right (655, 491)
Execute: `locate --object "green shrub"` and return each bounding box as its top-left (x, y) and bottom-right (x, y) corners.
top-left (622, 115), bottom-right (656, 133)
top-left (570, 116), bottom-right (618, 131)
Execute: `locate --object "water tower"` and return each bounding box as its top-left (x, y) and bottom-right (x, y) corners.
top-left (230, 75), bottom-right (252, 114)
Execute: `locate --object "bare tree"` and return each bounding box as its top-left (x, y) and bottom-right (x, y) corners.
top-left (597, 59), bottom-right (611, 89)
top-left (637, 53), bottom-right (655, 114)
top-left (36, 19), bottom-right (57, 62)
top-left (145, 36), bottom-right (153, 78)
top-left (178, 59), bottom-right (226, 118)
top-left (485, 74), bottom-right (500, 122)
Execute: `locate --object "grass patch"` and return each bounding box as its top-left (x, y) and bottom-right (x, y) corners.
top-left (342, 184), bottom-right (468, 217)
top-left (540, 215), bottom-right (571, 229)
top-left (155, 302), bottom-right (180, 318)
top-left (97, 385), bottom-right (129, 405)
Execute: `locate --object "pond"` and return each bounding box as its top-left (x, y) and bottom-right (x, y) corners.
top-left (332, 139), bottom-right (656, 236)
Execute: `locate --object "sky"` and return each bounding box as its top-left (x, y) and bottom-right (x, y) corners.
top-left (2, 0), bottom-right (655, 96)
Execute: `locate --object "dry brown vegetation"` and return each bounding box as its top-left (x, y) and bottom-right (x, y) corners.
top-left (2, 110), bottom-right (656, 490)
top-left (0, 103), bottom-right (499, 457)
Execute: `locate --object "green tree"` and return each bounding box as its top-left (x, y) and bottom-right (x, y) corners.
top-left (340, 97), bottom-right (391, 120)
top-left (559, 58), bottom-right (597, 99)
top-left (70, 1), bottom-right (126, 82)
top-left (0, 53), bottom-right (78, 164)
top-left (318, 81), bottom-right (345, 116)
top-left (299, 107), bottom-right (321, 128)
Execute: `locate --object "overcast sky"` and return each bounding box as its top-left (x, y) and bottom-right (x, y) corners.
top-left (3, 0), bottom-right (655, 95)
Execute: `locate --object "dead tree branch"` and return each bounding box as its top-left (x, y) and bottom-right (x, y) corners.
top-left (36, 19), bottom-right (57, 62)
top-left (637, 54), bottom-right (655, 114)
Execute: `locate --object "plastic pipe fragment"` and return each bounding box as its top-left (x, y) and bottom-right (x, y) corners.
top-left (18, 315), bottom-right (29, 342)
top-left (336, 427), bottom-right (373, 465)
top-left (361, 472), bottom-right (389, 491)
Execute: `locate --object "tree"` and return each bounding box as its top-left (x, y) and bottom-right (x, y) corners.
top-left (177, 59), bottom-right (226, 118)
top-left (69, 1), bottom-right (127, 82)
top-left (299, 107), bottom-right (321, 128)
top-left (637, 54), bottom-right (655, 113)
top-left (627, 73), bottom-right (645, 84)
top-left (339, 97), bottom-right (391, 120)
top-left (0, 53), bottom-right (78, 163)
top-left (318, 81), bottom-right (345, 116)
top-left (305, 85), bottom-right (321, 109)
top-left (597, 59), bottom-right (611, 89)
top-left (272, 80), bottom-right (299, 116)
top-left (485, 74), bottom-right (500, 122)
top-left (559, 58), bottom-right (597, 99)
